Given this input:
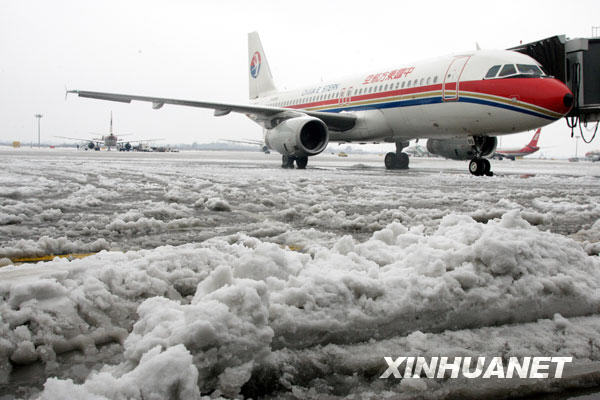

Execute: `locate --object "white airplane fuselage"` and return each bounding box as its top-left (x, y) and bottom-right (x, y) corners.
top-left (68, 33), bottom-right (573, 174)
top-left (252, 50), bottom-right (572, 144)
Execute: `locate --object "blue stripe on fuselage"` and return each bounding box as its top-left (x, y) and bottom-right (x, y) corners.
top-left (313, 96), bottom-right (556, 121)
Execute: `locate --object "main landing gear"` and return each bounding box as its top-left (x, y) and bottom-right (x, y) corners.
top-left (469, 158), bottom-right (493, 176)
top-left (282, 155), bottom-right (308, 169)
top-left (384, 141), bottom-right (410, 170)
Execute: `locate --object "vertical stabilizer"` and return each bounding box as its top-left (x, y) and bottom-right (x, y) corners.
top-left (248, 32), bottom-right (277, 99)
top-left (528, 128), bottom-right (541, 147)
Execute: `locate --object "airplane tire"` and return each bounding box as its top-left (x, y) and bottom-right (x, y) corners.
top-left (296, 156), bottom-right (308, 169)
top-left (482, 159), bottom-right (493, 176)
top-left (397, 152), bottom-right (409, 169)
top-left (384, 152), bottom-right (397, 169)
top-left (282, 155), bottom-right (295, 169)
top-left (469, 158), bottom-right (483, 176)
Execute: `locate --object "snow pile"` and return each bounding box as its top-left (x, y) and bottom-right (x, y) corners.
top-left (0, 236), bottom-right (110, 259)
top-left (39, 345), bottom-right (201, 400)
top-left (122, 266), bottom-right (273, 396)
top-left (268, 210), bottom-right (600, 348)
top-left (204, 198), bottom-right (232, 212)
top-left (571, 218), bottom-right (600, 255)
top-left (0, 210), bottom-right (596, 398)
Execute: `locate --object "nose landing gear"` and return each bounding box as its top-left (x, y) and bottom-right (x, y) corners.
top-left (469, 158), bottom-right (493, 176)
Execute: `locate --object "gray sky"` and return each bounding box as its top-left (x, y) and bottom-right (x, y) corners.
top-left (1, 0), bottom-right (598, 157)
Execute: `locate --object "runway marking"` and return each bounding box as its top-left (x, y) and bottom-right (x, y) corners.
top-left (10, 253), bottom-right (98, 264)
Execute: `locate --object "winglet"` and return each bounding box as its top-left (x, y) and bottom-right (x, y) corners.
top-left (65, 88), bottom-right (78, 100)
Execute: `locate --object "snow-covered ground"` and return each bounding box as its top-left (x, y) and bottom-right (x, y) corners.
top-left (0, 149), bottom-right (599, 399)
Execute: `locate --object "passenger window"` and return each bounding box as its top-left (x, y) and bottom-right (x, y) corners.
top-left (419, 78), bottom-right (424, 86)
top-left (401, 81), bottom-right (405, 88)
top-left (414, 79), bottom-right (418, 86)
top-left (384, 84), bottom-right (388, 90)
top-left (485, 65), bottom-right (501, 79)
top-left (433, 76), bottom-right (438, 83)
top-left (499, 64), bottom-right (517, 77)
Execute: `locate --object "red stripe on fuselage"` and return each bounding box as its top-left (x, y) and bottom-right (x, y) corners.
top-left (284, 78), bottom-right (569, 115)
top-left (459, 78), bottom-right (570, 115)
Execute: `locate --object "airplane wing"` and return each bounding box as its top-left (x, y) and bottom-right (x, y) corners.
top-left (54, 136), bottom-right (94, 142)
top-left (67, 90), bottom-right (356, 132)
top-left (118, 138), bottom-right (164, 144)
top-left (221, 139), bottom-right (263, 145)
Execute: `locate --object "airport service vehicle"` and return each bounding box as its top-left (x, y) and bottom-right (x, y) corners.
top-left (68, 32), bottom-right (573, 175)
top-left (492, 128), bottom-right (541, 160)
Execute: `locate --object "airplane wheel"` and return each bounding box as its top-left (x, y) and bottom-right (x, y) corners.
top-left (482, 159), bottom-right (493, 176)
top-left (296, 156), bottom-right (308, 169)
top-left (384, 152), bottom-right (397, 169)
top-left (397, 152), bottom-right (409, 169)
top-left (469, 158), bottom-right (483, 176)
top-left (282, 155), bottom-right (295, 169)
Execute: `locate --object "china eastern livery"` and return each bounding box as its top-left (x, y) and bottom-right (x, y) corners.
top-left (68, 32), bottom-right (573, 175)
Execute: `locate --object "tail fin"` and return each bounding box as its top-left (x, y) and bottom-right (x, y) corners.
top-left (528, 128), bottom-right (541, 147)
top-left (248, 32), bottom-right (277, 99)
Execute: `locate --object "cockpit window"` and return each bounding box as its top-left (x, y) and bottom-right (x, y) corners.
top-left (485, 65), bottom-right (501, 78)
top-left (516, 64), bottom-right (544, 76)
top-left (498, 64), bottom-right (517, 77)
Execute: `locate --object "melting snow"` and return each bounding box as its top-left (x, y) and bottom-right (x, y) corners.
top-left (0, 149), bottom-right (599, 399)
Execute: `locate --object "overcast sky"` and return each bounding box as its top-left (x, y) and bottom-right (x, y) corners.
top-left (1, 0), bottom-right (598, 157)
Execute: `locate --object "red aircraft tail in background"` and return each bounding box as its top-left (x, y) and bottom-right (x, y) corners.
top-left (494, 129), bottom-right (541, 160)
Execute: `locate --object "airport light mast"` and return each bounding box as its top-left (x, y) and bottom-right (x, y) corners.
top-left (34, 114), bottom-right (43, 148)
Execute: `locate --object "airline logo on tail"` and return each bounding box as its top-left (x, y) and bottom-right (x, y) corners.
top-left (250, 51), bottom-right (262, 79)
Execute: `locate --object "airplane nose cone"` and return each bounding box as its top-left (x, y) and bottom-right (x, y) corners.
top-left (563, 93), bottom-right (574, 108)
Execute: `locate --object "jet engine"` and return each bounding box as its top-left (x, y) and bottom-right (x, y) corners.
top-left (87, 141), bottom-right (95, 150)
top-left (426, 136), bottom-right (497, 160)
top-left (264, 116), bottom-right (328, 157)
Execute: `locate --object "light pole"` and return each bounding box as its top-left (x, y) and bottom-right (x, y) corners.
top-left (575, 135), bottom-right (580, 159)
top-left (34, 114), bottom-right (43, 148)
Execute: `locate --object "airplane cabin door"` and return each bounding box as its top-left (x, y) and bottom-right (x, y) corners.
top-left (442, 55), bottom-right (471, 101)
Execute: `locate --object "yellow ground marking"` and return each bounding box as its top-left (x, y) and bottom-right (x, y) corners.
top-left (10, 253), bottom-right (98, 264)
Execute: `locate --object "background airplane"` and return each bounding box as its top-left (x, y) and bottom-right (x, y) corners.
top-left (584, 150), bottom-right (600, 162)
top-left (67, 32), bottom-right (573, 176)
top-left (493, 128), bottom-right (541, 160)
top-left (56, 112), bottom-right (159, 151)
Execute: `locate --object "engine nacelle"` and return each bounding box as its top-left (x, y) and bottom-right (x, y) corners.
top-left (426, 136), bottom-right (497, 160)
top-left (264, 116), bottom-right (328, 157)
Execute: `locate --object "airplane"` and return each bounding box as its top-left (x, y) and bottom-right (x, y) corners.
top-left (585, 150), bottom-right (600, 162)
top-left (57, 112), bottom-right (159, 151)
top-left (67, 32), bottom-right (573, 176)
top-left (492, 128), bottom-right (541, 160)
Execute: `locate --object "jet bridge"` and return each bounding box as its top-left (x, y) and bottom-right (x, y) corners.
top-left (510, 35), bottom-right (600, 143)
